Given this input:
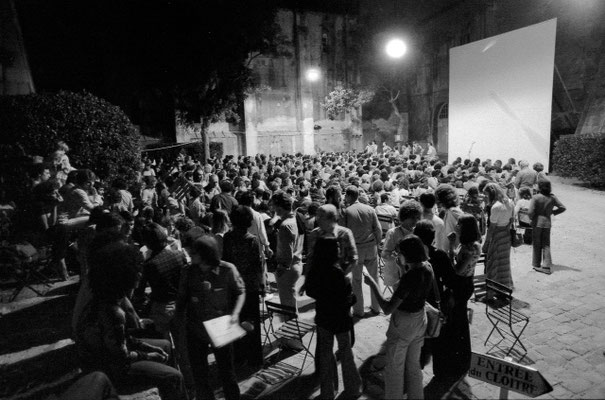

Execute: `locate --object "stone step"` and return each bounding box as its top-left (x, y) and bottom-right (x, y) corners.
top-left (0, 339), bottom-right (79, 398)
top-left (0, 293), bottom-right (76, 355)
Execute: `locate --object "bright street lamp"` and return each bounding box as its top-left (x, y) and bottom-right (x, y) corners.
top-left (385, 38), bottom-right (407, 59)
top-left (305, 68), bottom-right (321, 82)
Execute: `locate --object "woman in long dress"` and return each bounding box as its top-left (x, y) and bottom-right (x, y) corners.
top-left (482, 182), bottom-right (514, 291)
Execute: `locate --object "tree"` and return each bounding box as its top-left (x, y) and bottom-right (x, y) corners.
top-left (322, 86), bottom-right (375, 150)
top-left (17, 0), bottom-right (282, 161)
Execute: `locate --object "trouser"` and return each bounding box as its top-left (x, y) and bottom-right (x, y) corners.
top-left (276, 263), bottom-right (302, 309)
top-left (117, 339), bottom-right (184, 400)
top-left (234, 290), bottom-right (263, 366)
top-left (60, 371), bottom-right (119, 400)
top-left (352, 243), bottom-right (379, 316)
top-left (532, 227), bottom-right (551, 268)
top-left (187, 330), bottom-right (240, 400)
top-left (317, 326), bottom-right (362, 399)
top-left (149, 301), bottom-right (194, 388)
top-left (384, 309), bottom-right (426, 400)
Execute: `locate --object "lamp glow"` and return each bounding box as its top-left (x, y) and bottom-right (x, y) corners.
top-left (306, 68), bottom-right (321, 82)
top-left (385, 39), bottom-right (407, 59)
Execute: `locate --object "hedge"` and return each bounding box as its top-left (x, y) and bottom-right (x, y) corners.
top-left (552, 133), bottom-right (605, 187)
top-left (0, 91), bottom-right (141, 187)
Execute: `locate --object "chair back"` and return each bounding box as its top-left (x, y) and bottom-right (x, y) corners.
top-left (486, 278), bottom-right (513, 302)
top-left (265, 301), bottom-right (298, 319)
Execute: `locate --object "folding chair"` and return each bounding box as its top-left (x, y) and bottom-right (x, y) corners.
top-left (484, 279), bottom-right (530, 358)
top-left (377, 240), bottom-right (393, 295)
top-left (0, 246), bottom-right (51, 302)
top-left (264, 301), bottom-right (315, 373)
top-left (472, 253), bottom-right (487, 303)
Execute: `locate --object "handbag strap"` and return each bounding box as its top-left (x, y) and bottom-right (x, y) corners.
top-left (430, 268), bottom-right (441, 312)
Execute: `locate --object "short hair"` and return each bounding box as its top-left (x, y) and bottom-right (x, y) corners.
top-left (317, 204), bottom-right (338, 222)
top-left (219, 179), bottom-right (234, 193)
top-left (230, 205), bottom-right (253, 230)
top-left (96, 212), bottom-right (124, 232)
top-left (238, 191), bottom-right (255, 207)
top-left (380, 193), bottom-right (390, 203)
top-left (74, 169), bottom-right (96, 186)
top-left (413, 220), bottom-right (435, 247)
top-left (458, 214), bottom-right (481, 245)
top-left (434, 184), bottom-right (459, 208)
top-left (533, 162), bottom-right (544, 172)
top-left (345, 185), bottom-right (359, 200)
top-left (398, 200), bottom-right (422, 222)
top-left (398, 235), bottom-right (427, 263)
top-left (142, 222), bottom-right (168, 252)
top-left (174, 216), bottom-right (195, 233)
top-left (271, 191), bottom-right (294, 211)
top-left (191, 235), bottom-right (221, 267)
top-left (538, 180), bottom-right (552, 195)
top-left (518, 187), bottom-right (532, 200)
top-left (419, 192), bottom-right (436, 209)
top-left (88, 241), bottom-right (143, 299)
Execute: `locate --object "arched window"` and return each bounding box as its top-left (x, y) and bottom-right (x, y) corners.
top-left (438, 103), bottom-right (448, 120)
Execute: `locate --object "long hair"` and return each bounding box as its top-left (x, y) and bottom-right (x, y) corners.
top-left (458, 214), bottom-right (481, 245)
top-left (483, 182), bottom-right (511, 205)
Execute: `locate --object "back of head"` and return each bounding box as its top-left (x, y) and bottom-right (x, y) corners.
top-left (398, 235), bottom-right (427, 263)
top-left (219, 179), bottom-right (234, 193)
top-left (89, 241), bottom-right (142, 299)
top-left (230, 205), bottom-right (253, 230)
top-left (191, 235), bottom-right (221, 267)
top-left (458, 214), bottom-right (481, 245)
top-left (345, 185), bottom-right (359, 201)
top-left (419, 192), bottom-right (436, 209)
top-left (413, 220), bottom-right (435, 247)
top-left (271, 191), bottom-right (294, 211)
top-left (142, 222), bottom-right (168, 252)
top-left (313, 236), bottom-right (339, 266)
top-left (398, 200), bottom-right (422, 222)
top-left (434, 184), bottom-right (459, 208)
top-left (538, 179), bottom-right (551, 195)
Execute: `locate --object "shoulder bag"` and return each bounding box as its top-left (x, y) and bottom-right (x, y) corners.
top-left (425, 272), bottom-right (446, 338)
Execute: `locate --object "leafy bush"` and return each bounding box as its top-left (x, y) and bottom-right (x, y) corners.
top-left (552, 133), bottom-right (605, 186)
top-left (0, 91), bottom-right (141, 185)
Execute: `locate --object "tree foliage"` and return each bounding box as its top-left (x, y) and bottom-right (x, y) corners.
top-left (0, 91), bottom-right (141, 190)
top-left (322, 87), bottom-right (375, 120)
top-left (552, 133), bottom-right (605, 186)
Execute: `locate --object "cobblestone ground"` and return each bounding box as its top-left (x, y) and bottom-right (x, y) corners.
top-left (259, 177), bottom-right (605, 400)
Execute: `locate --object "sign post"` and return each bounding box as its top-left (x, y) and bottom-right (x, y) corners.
top-left (468, 352), bottom-right (553, 398)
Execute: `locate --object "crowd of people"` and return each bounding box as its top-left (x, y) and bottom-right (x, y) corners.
top-left (2, 141), bottom-right (567, 400)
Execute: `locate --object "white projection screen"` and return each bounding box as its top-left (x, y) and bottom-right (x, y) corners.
top-left (448, 19), bottom-right (557, 170)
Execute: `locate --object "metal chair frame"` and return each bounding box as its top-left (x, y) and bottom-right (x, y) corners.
top-left (484, 278), bottom-right (530, 358)
top-left (264, 300), bottom-right (315, 373)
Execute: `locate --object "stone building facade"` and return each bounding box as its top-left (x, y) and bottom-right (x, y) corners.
top-left (181, 7), bottom-right (362, 156)
top-left (360, 0), bottom-right (605, 156)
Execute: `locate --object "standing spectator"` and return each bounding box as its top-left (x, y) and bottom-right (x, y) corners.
top-left (434, 184), bottom-right (464, 260)
top-left (111, 178), bottom-right (134, 213)
top-left (364, 235), bottom-right (433, 400)
top-left (222, 206), bottom-right (265, 367)
top-left (210, 180), bottom-right (239, 214)
top-left (514, 160), bottom-right (537, 192)
top-left (528, 180), bottom-right (566, 274)
top-left (342, 185), bottom-right (382, 317)
top-left (138, 223), bottom-right (187, 337)
top-left (272, 191), bottom-right (304, 308)
top-left (176, 236), bottom-right (245, 400)
top-left (419, 192), bottom-right (447, 252)
top-left (305, 237), bottom-right (362, 399)
top-left (381, 200), bottom-right (423, 287)
top-left (375, 193), bottom-right (398, 233)
top-left (210, 209), bottom-right (231, 255)
top-left (482, 182), bottom-right (515, 293)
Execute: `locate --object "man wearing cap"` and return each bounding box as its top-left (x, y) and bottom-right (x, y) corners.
top-left (342, 185), bottom-right (382, 317)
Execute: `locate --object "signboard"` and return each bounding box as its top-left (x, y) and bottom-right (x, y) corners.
top-left (469, 352), bottom-right (552, 398)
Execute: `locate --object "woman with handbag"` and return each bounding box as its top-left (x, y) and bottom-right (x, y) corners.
top-left (364, 235), bottom-right (434, 399)
top-left (482, 182), bottom-right (515, 295)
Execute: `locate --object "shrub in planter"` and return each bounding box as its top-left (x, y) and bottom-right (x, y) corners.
top-left (552, 133), bottom-right (605, 187)
top-left (0, 91), bottom-right (141, 185)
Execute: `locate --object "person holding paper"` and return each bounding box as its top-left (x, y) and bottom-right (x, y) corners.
top-left (176, 235), bottom-right (245, 400)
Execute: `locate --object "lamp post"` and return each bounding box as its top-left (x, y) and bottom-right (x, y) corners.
top-left (385, 38), bottom-right (407, 148)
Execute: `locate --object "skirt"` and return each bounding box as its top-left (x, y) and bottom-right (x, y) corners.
top-left (485, 225), bottom-right (514, 290)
